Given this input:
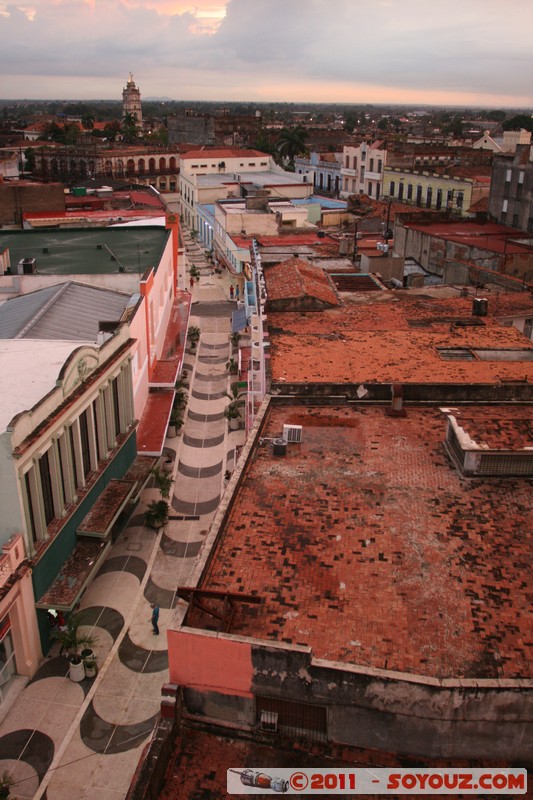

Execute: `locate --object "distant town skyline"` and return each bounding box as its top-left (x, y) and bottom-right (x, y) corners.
top-left (1, 0), bottom-right (532, 108)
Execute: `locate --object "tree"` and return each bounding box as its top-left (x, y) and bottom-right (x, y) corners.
top-left (276, 126), bottom-right (308, 171)
top-left (24, 147), bottom-right (35, 173)
top-left (82, 114), bottom-right (94, 131)
top-left (122, 112), bottom-right (138, 143)
top-left (502, 114), bottom-right (533, 134)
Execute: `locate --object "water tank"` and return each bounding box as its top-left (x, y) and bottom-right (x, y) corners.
top-left (472, 297), bottom-right (488, 317)
top-left (272, 438), bottom-right (287, 456)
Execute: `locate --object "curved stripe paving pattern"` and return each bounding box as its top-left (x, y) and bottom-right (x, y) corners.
top-left (80, 700), bottom-right (159, 755)
top-left (95, 555), bottom-right (148, 582)
top-left (193, 370), bottom-right (227, 383)
top-left (177, 460), bottom-right (223, 478)
top-left (0, 729), bottom-right (54, 788)
top-left (191, 388), bottom-right (227, 401)
top-left (171, 495), bottom-right (221, 516)
top-left (187, 409), bottom-right (225, 423)
top-left (160, 533), bottom-right (204, 559)
top-left (117, 632), bottom-right (168, 673)
top-left (182, 432), bottom-right (225, 448)
top-left (78, 606), bottom-right (125, 642)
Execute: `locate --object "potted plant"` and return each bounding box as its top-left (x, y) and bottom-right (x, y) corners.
top-left (57, 613), bottom-right (97, 683)
top-left (177, 370), bottom-right (189, 388)
top-left (151, 465), bottom-right (173, 499)
top-left (224, 401), bottom-right (242, 431)
top-left (230, 331), bottom-right (241, 350)
top-left (145, 499), bottom-right (169, 530)
top-left (226, 356), bottom-right (238, 375)
top-left (188, 324), bottom-right (201, 352)
top-left (167, 408), bottom-right (183, 438)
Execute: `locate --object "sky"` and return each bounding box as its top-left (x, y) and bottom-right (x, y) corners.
top-left (0, 0), bottom-right (532, 107)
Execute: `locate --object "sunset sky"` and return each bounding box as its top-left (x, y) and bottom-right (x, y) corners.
top-left (1, 0), bottom-right (532, 107)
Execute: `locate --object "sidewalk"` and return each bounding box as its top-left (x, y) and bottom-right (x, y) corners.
top-left (0, 238), bottom-right (245, 800)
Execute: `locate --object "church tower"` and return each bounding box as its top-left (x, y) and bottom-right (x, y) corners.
top-left (122, 73), bottom-right (143, 128)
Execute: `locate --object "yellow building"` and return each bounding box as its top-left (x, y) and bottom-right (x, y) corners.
top-left (383, 166), bottom-right (491, 216)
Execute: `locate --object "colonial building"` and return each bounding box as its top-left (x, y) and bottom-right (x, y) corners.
top-left (294, 151), bottom-right (342, 196)
top-left (340, 140), bottom-right (387, 200)
top-left (488, 144), bottom-right (533, 233)
top-left (383, 164), bottom-right (491, 216)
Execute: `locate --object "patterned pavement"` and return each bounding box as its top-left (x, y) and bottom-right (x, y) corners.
top-left (0, 231), bottom-right (245, 800)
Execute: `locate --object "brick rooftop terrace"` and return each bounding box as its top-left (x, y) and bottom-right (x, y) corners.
top-left (267, 294), bottom-right (533, 384)
top-left (193, 405), bottom-right (533, 679)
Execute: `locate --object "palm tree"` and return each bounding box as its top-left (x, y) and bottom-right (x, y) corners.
top-left (122, 112), bottom-right (138, 143)
top-left (276, 126), bottom-right (308, 171)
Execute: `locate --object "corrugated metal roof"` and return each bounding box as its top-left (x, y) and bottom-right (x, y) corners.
top-left (0, 281), bottom-right (131, 341)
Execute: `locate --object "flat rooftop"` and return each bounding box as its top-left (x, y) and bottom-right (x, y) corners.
top-left (0, 339), bottom-right (85, 431)
top-left (0, 226), bottom-right (169, 275)
top-left (197, 170), bottom-right (309, 189)
top-left (193, 404), bottom-right (533, 679)
top-left (267, 293), bottom-right (533, 384)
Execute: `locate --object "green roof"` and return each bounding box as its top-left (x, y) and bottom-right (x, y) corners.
top-left (0, 227), bottom-right (169, 276)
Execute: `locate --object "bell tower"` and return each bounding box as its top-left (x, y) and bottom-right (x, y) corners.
top-left (122, 73), bottom-right (143, 129)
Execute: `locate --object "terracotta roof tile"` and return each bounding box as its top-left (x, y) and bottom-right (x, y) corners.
top-left (266, 258), bottom-right (340, 307)
top-left (196, 405), bottom-right (533, 679)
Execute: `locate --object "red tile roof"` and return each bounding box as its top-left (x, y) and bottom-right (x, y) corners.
top-left (196, 404), bottom-right (533, 679)
top-left (265, 258), bottom-right (340, 307)
top-left (267, 294), bottom-right (533, 384)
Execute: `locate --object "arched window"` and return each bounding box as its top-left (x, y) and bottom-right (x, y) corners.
top-left (127, 159), bottom-right (135, 177)
top-left (426, 187), bottom-right (433, 208)
top-left (389, 181), bottom-right (395, 197)
top-left (149, 158), bottom-right (156, 173)
top-left (116, 160), bottom-right (124, 177)
top-left (105, 159), bottom-right (113, 177)
top-left (169, 156), bottom-right (177, 170)
top-left (138, 159), bottom-right (145, 176)
top-left (159, 157), bottom-right (166, 171)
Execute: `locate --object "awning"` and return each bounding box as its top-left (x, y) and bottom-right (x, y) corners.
top-left (35, 538), bottom-right (111, 612)
top-left (232, 306), bottom-right (248, 333)
top-left (77, 478), bottom-right (136, 539)
top-left (136, 390), bottom-right (174, 456)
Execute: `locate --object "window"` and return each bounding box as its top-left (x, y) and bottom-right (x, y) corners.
top-left (505, 169), bottom-right (512, 183)
top-left (24, 472), bottom-right (37, 544)
top-left (436, 188), bottom-right (443, 210)
top-left (512, 213), bottom-right (519, 227)
top-left (38, 451), bottom-right (55, 526)
top-left (377, 160), bottom-right (382, 173)
top-left (369, 158), bottom-right (374, 172)
top-left (456, 192), bottom-right (464, 209)
top-left (398, 182), bottom-right (404, 200)
top-left (112, 377), bottom-right (121, 437)
top-left (407, 183), bottom-right (413, 200)
top-left (518, 171), bottom-right (524, 184)
top-left (368, 182), bottom-right (372, 197)
top-left (426, 187), bottom-right (433, 208)
top-left (416, 185), bottom-right (423, 206)
top-left (79, 410), bottom-right (91, 478)
top-left (389, 181), bottom-right (395, 196)
top-left (361, 150), bottom-right (366, 161)
top-left (353, 156), bottom-right (357, 170)
top-left (502, 199), bottom-right (508, 213)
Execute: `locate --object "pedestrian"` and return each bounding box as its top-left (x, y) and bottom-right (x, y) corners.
top-left (190, 276), bottom-right (194, 290)
top-left (150, 603), bottom-right (160, 635)
top-left (235, 285), bottom-right (240, 301)
top-left (229, 284), bottom-right (234, 300)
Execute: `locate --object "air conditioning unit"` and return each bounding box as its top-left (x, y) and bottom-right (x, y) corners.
top-left (356, 232), bottom-right (363, 239)
top-left (283, 424), bottom-right (303, 443)
top-left (260, 711), bottom-right (278, 732)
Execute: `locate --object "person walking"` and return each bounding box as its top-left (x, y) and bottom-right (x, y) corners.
top-left (229, 284), bottom-right (234, 300)
top-left (150, 603), bottom-right (160, 635)
top-left (235, 285), bottom-right (240, 302)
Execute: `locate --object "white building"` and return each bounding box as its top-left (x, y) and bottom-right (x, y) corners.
top-left (340, 141), bottom-right (387, 200)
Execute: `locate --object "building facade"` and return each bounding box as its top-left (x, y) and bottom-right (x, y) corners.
top-left (488, 144), bottom-right (533, 233)
top-left (340, 141), bottom-right (387, 199)
top-left (383, 166), bottom-right (490, 216)
top-left (294, 151), bottom-right (342, 196)
top-left (32, 145), bottom-right (180, 192)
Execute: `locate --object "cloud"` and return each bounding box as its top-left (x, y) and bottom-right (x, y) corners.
top-left (0, 0), bottom-right (531, 103)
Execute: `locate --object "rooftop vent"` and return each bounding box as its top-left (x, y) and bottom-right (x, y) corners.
top-left (283, 424), bottom-right (303, 443)
top-left (17, 258), bottom-right (36, 275)
top-left (260, 711), bottom-right (278, 732)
